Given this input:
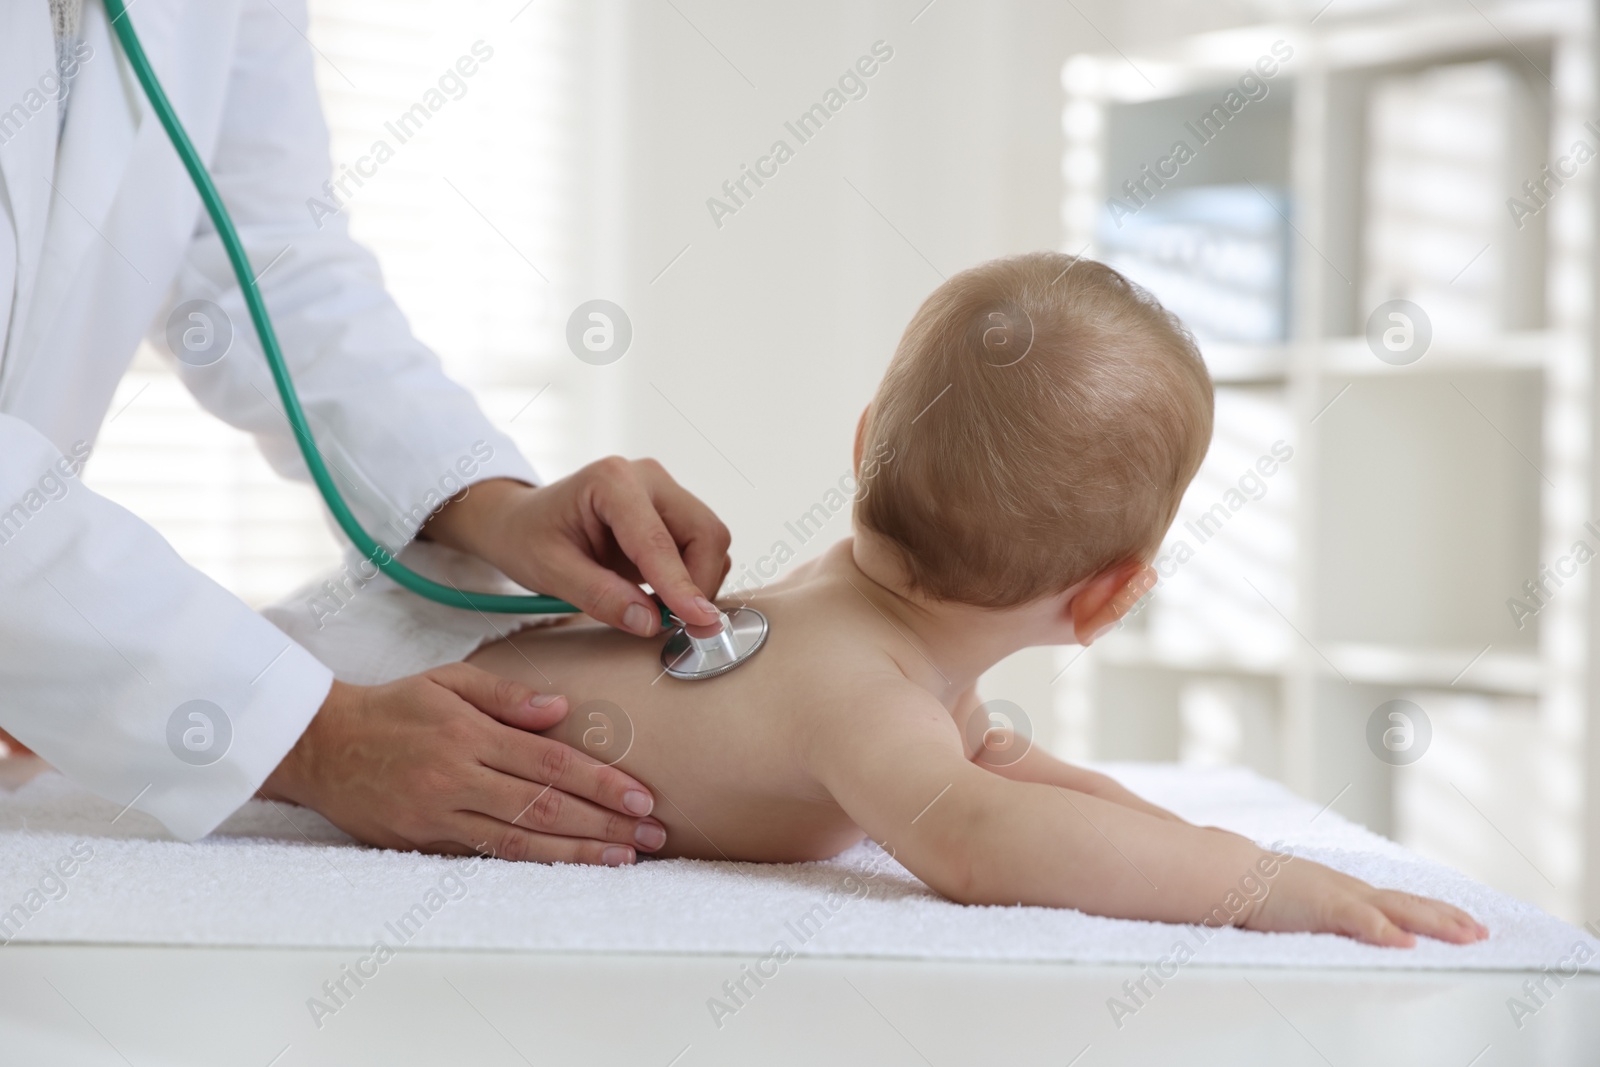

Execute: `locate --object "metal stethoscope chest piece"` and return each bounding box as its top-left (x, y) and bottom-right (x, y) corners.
top-left (660, 606), bottom-right (769, 680)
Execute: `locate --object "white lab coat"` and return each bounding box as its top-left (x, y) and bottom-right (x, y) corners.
top-left (0, 0), bottom-right (538, 839)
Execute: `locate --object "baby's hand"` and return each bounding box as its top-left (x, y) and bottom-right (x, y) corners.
top-left (1244, 854), bottom-right (1489, 947)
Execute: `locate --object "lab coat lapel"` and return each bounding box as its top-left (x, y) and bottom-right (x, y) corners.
top-left (0, 0), bottom-right (61, 366)
top-left (21, 0), bottom-right (149, 361)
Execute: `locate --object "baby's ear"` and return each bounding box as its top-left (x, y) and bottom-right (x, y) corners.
top-left (1069, 562), bottom-right (1156, 645)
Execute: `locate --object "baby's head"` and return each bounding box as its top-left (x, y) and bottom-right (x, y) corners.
top-left (853, 252), bottom-right (1212, 630)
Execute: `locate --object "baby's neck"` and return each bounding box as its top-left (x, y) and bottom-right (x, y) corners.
top-left (814, 536), bottom-right (1063, 701)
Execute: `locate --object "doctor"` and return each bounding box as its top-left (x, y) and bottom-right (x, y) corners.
top-left (0, 0), bottom-right (731, 863)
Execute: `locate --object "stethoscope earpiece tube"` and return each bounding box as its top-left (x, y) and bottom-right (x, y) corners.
top-left (101, 0), bottom-right (676, 624)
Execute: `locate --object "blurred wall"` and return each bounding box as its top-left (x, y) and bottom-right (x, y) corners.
top-left (581, 1), bottom-right (1082, 562)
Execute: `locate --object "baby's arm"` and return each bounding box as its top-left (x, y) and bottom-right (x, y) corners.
top-left (986, 736), bottom-right (1189, 823)
top-left (954, 690), bottom-right (1187, 823)
top-left (809, 679), bottom-right (1487, 945)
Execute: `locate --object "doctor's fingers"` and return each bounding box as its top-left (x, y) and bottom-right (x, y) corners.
top-left (551, 539), bottom-right (675, 638)
top-left (428, 663), bottom-right (657, 821)
top-left (479, 723), bottom-right (657, 821)
top-left (0, 727), bottom-right (35, 757)
top-left (466, 764), bottom-right (667, 853)
top-left (435, 813), bottom-right (640, 867)
top-left (426, 662), bottom-right (569, 732)
top-left (643, 465), bottom-right (734, 606)
top-left (597, 459), bottom-right (730, 627)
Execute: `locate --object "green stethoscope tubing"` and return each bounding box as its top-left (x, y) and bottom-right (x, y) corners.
top-left (105, 0), bottom-right (663, 622)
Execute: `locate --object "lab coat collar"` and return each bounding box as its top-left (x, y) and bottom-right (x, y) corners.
top-left (19, 0), bottom-right (150, 363)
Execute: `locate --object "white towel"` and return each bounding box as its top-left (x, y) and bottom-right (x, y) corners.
top-left (0, 762), bottom-right (1591, 971)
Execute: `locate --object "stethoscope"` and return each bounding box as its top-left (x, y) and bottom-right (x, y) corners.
top-left (103, 0), bottom-right (765, 680)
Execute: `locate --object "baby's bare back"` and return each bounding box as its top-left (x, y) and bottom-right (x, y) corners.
top-left (466, 545), bottom-right (897, 862)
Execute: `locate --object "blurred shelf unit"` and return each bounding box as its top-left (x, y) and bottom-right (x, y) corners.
top-left (1202, 332), bottom-right (1569, 382)
top-left (1058, 0), bottom-right (1600, 918)
top-left (1097, 634), bottom-right (1544, 698)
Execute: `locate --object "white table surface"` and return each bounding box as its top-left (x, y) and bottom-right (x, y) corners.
top-left (2, 944), bottom-right (1597, 1066)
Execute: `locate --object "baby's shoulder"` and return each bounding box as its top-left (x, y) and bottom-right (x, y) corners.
top-left (794, 657), bottom-right (954, 740)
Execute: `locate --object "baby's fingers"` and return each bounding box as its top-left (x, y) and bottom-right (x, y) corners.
top-left (1375, 891), bottom-right (1488, 945)
top-left (1335, 899), bottom-right (1416, 948)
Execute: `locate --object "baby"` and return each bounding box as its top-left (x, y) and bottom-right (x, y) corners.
top-left (464, 252), bottom-right (1484, 947)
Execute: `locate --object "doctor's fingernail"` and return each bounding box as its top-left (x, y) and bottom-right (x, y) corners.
top-left (623, 604), bottom-right (655, 636)
top-left (530, 693), bottom-right (563, 708)
top-left (634, 822), bottom-right (667, 850)
top-left (694, 596), bottom-right (718, 618)
top-left (602, 846), bottom-right (634, 866)
top-left (622, 790), bottom-right (653, 815)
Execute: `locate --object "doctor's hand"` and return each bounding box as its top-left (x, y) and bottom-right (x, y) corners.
top-left (422, 459), bottom-right (732, 636)
top-left (261, 665), bottom-right (666, 863)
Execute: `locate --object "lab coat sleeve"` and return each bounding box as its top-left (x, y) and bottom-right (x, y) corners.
top-left (0, 415), bottom-right (334, 840)
top-left (159, 0), bottom-right (540, 550)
